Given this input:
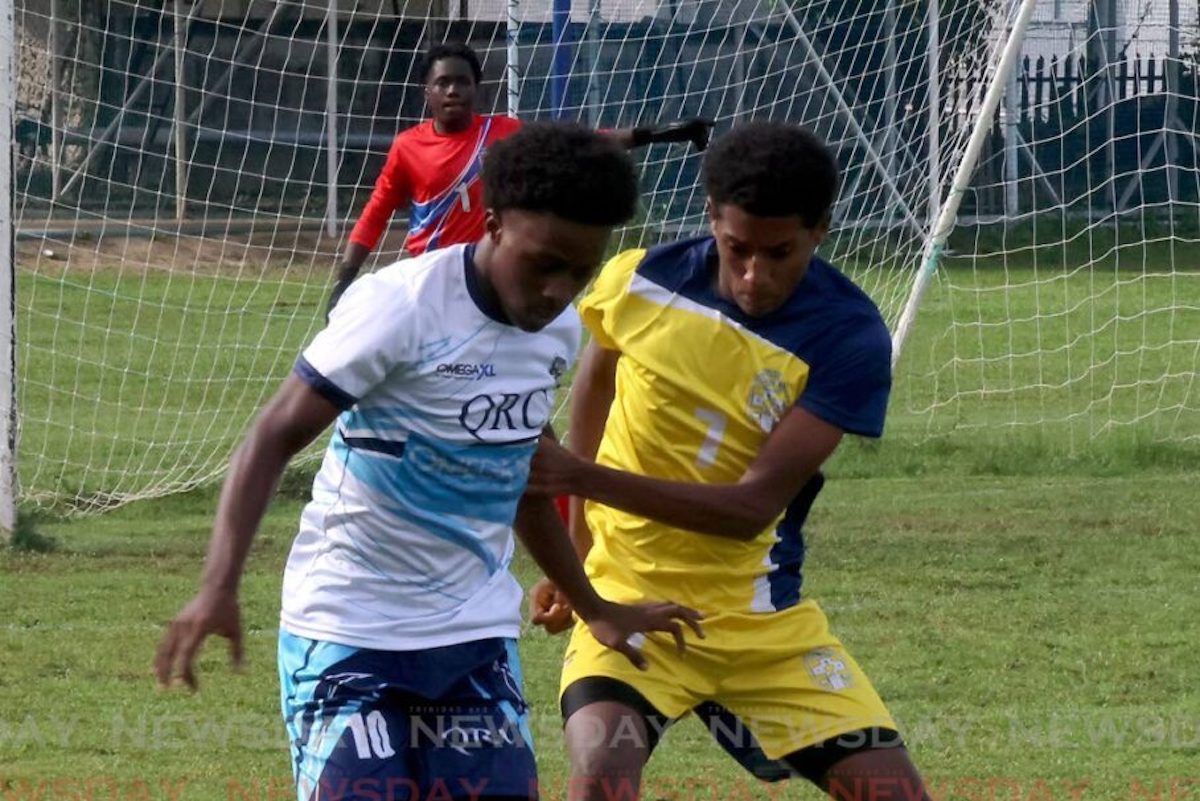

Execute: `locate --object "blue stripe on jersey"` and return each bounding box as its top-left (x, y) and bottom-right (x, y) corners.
top-left (331, 434), bottom-right (501, 573)
top-left (766, 515), bottom-right (804, 612)
top-left (379, 430), bottom-right (534, 524)
top-left (336, 429), bottom-right (535, 524)
top-left (341, 436), bottom-right (407, 458)
top-left (295, 357), bottom-right (357, 411)
top-left (334, 515), bottom-right (470, 602)
top-left (634, 237), bottom-right (885, 360)
top-left (332, 430), bottom-right (533, 567)
top-left (408, 185), bottom-right (468, 242)
top-left (634, 237), bottom-right (891, 438)
top-left (765, 472), bottom-right (824, 611)
top-left (408, 119), bottom-right (493, 247)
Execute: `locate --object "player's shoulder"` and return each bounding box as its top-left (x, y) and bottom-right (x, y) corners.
top-left (580, 248), bottom-right (648, 309)
top-left (393, 119), bottom-right (437, 147)
top-left (801, 258), bottom-right (886, 327)
top-left (635, 236), bottom-right (714, 292)
top-left (603, 247), bottom-right (649, 281)
top-left (378, 244), bottom-right (464, 286)
top-left (396, 119), bottom-right (428, 141)
top-left (556, 301), bottom-right (583, 329)
top-left (483, 114), bottom-right (523, 137)
top-left (342, 245), bottom-right (464, 314)
top-left (793, 257), bottom-right (891, 354)
top-left (586, 236), bottom-right (714, 311)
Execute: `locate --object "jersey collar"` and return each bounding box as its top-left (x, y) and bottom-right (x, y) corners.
top-left (463, 244), bottom-right (513, 325)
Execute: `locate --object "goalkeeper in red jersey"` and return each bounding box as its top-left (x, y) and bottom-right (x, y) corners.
top-left (331, 42), bottom-right (712, 311)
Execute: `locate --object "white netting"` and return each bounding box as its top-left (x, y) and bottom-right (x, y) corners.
top-left (11, 0), bottom-right (1195, 513)
top-left (897, 0), bottom-right (1200, 445)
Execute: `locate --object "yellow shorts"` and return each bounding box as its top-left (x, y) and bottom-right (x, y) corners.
top-left (560, 599), bottom-right (897, 765)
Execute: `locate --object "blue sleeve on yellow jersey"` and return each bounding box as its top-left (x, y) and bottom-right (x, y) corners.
top-left (797, 317), bottom-right (892, 438)
top-left (583, 240), bottom-right (893, 439)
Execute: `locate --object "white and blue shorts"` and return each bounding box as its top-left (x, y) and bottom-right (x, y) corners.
top-left (279, 630), bottom-right (537, 801)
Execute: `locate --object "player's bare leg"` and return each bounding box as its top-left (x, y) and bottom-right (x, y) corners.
top-left (565, 701), bottom-right (654, 801)
top-left (817, 747), bottom-right (933, 801)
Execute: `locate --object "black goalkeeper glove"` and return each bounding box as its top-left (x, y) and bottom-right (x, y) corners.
top-left (631, 119), bottom-right (714, 152)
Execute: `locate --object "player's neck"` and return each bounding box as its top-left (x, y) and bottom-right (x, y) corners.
top-left (433, 114), bottom-right (476, 135)
top-left (709, 245), bottom-right (737, 305)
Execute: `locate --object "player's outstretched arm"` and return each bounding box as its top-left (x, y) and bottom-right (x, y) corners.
top-left (605, 119), bottom-right (714, 153)
top-left (329, 136), bottom-right (414, 315)
top-left (328, 243), bottom-right (371, 317)
top-left (528, 405), bottom-right (843, 542)
top-left (154, 376), bottom-right (341, 690)
top-left (566, 340), bottom-right (620, 557)
top-left (515, 490), bottom-right (704, 668)
top-left (528, 341), bottom-right (619, 633)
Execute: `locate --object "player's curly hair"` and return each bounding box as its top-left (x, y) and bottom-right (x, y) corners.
top-left (703, 122), bottom-right (839, 228)
top-left (420, 42), bottom-right (483, 84)
top-left (483, 122), bottom-right (639, 227)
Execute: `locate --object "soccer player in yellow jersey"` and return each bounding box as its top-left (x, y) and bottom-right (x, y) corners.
top-left (527, 122), bottom-right (932, 801)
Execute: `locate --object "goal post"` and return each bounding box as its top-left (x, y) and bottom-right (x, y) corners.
top-left (2, 0), bottom-right (16, 540)
top-left (896, 0), bottom-right (1200, 445)
top-left (891, 0), bottom-right (1040, 369)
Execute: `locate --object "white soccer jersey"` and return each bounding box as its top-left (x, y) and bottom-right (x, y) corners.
top-left (281, 244), bottom-right (580, 651)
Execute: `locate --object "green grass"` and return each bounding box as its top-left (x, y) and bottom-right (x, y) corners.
top-left (3, 253), bottom-right (1200, 799)
top-left (17, 270), bottom-right (327, 510)
top-left (16, 254), bottom-right (1200, 510)
top-left (2, 466), bottom-right (1198, 800)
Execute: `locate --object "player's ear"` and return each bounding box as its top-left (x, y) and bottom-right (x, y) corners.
top-left (484, 209), bottom-right (502, 243)
top-left (705, 199), bottom-right (720, 233)
top-left (809, 211), bottom-right (832, 246)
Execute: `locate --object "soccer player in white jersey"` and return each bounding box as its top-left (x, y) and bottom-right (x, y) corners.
top-left (155, 122), bottom-right (703, 801)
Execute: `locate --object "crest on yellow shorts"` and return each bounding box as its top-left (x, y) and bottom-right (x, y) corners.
top-left (804, 648), bottom-right (855, 691)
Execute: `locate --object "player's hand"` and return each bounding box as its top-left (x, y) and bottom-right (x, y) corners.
top-left (676, 118), bottom-right (714, 152)
top-left (527, 436), bottom-right (583, 497)
top-left (529, 577), bottom-right (575, 634)
top-left (582, 600), bottom-right (705, 671)
top-left (154, 588), bottom-right (244, 690)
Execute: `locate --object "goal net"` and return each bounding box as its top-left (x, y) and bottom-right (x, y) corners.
top-left (8, 0), bottom-right (1198, 512)
top-left (897, 0), bottom-right (1200, 449)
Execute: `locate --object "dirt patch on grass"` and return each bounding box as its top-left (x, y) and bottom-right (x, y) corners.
top-left (16, 219), bottom-right (411, 279)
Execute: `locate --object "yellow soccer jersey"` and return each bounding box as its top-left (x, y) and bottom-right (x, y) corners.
top-left (577, 236), bottom-right (892, 614)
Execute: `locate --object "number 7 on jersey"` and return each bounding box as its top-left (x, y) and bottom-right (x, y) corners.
top-left (694, 408), bottom-right (727, 467)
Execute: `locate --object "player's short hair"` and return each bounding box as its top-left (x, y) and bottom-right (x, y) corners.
top-left (420, 42), bottom-right (483, 84)
top-left (703, 122), bottom-right (839, 227)
top-left (483, 122), bottom-right (639, 227)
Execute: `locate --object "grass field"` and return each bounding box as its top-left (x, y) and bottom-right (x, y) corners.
top-left (3, 254), bottom-right (1199, 800)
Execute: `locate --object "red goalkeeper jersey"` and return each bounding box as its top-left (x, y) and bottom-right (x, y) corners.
top-left (348, 114), bottom-right (523, 256)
